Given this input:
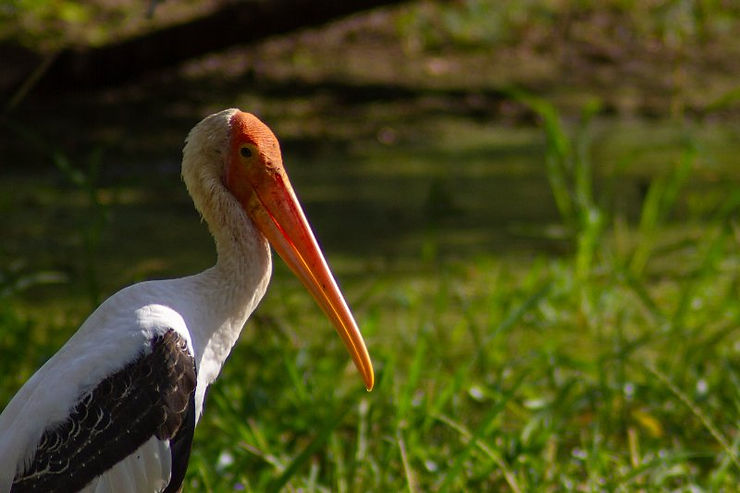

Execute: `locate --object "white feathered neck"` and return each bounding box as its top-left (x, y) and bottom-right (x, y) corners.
top-left (179, 109), bottom-right (273, 416)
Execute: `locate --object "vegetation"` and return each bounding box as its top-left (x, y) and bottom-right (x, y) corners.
top-left (1, 0), bottom-right (739, 491)
top-left (2, 97), bottom-right (738, 490)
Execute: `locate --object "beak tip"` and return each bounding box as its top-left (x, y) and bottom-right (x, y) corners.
top-left (364, 371), bottom-right (375, 392)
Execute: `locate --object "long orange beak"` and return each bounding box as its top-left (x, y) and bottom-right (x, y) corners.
top-left (226, 118), bottom-right (374, 390)
top-left (248, 174), bottom-right (374, 390)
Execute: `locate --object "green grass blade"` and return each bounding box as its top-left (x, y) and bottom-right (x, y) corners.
top-left (642, 363), bottom-right (740, 472)
top-left (489, 280), bottom-right (552, 341)
top-left (616, 450), bottom-right (711, 487)
top-left (434, 413), bottom-right (523, 493)
top-left (436, 371), bottom-right (528, 491)
top-left (265, 400), bottom-right (353, 492)
top-left (396, 426), bottom-right (418, 493)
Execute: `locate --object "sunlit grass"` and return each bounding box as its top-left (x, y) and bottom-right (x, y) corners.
top-left (183, 238), bottom-right (739, 490)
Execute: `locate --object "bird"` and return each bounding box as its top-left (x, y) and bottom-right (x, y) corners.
top-left (0, 109), bottom-right (374, 492)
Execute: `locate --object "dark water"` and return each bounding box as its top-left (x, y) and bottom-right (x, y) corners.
top-left (285, 117), bottom-right (740, 263)
top-left (1, 116), bottom-right (738, 309)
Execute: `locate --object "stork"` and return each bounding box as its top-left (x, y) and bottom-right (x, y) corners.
top-left (0, 109), bottom-right (374, 492)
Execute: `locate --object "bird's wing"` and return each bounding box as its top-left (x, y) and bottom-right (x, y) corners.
top-left (10, 329), bottom-right (196, 493)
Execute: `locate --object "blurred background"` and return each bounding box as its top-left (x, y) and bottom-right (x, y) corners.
top-left (1, 1), bottom-right (739, 490)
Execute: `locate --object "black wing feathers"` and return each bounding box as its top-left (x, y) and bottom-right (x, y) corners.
top-left (12, 329), bottom-right (197, 493)
top-left (163, 392), bottom-right (196, 493)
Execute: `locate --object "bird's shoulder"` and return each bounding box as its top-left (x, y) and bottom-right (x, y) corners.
top-left (0, 281), bottom-right (196, 485)
top-left (84, 279), bottom-right (194, 336)
top-left (8, 329), bottom-right (196, 492)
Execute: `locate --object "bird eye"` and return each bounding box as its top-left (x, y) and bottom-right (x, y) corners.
top-left (240, 146), bottom-right (253, 158)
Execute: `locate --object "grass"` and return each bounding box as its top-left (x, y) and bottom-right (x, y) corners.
top-left (1, 102), bottom-right (739, 491)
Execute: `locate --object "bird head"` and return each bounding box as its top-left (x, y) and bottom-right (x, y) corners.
top-left (220, 110), bottom-right (374, 391)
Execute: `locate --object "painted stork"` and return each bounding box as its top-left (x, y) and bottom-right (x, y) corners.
top-left (0, 109), bottom-right (374, 492)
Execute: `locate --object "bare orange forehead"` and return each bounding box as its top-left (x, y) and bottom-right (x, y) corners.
top-left (229, 111), bottom-right (281, 161)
